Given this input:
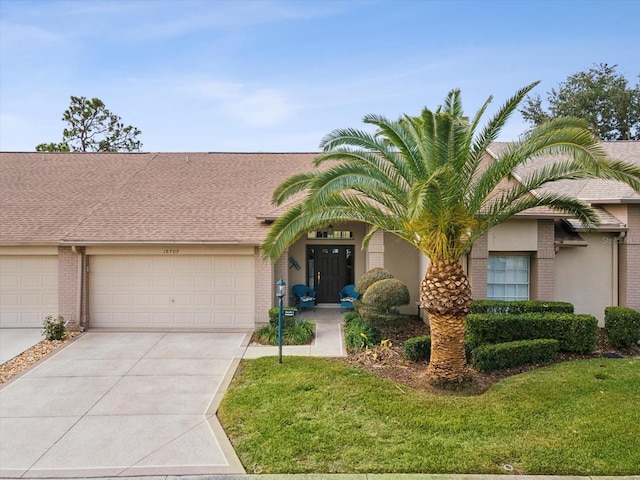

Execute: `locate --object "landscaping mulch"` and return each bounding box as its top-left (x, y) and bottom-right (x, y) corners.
top-left (344, 315), bottom-right (640, 396)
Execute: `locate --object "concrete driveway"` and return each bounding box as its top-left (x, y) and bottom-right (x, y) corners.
top-left (0, 328), bottom-right (43, 364)
top-left (0, 331), bottom-right (248, 478)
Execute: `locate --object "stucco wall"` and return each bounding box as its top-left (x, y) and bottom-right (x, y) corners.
top-left (383, 232), bottom-right (420, 315)
top-left (487, 219), bottom-right (538, 251)
top-left (554, 232), bottom-right (617, 325)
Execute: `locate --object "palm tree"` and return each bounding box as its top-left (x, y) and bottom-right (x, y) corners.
top-left (261, 82), bottom-right (640, 386)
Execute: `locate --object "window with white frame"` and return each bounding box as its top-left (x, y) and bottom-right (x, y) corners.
top-left (487, 256), bottom-right (530, 301)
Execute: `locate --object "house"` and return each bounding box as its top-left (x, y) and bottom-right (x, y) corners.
top-left (1, 143), bottom-right (638, 331)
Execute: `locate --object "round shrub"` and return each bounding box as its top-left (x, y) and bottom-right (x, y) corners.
top-left (361, 278), bottom-right (410, 313)
top-left (355, 267), bottom-right (394, 296)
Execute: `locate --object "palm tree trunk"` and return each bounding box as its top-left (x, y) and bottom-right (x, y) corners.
top-left (421, 259), bottom-right (472, 386)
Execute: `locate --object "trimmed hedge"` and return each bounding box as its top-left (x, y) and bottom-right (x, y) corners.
top-left (605, 306), bottom-right (640, 348)
top-left (403, 335), bottom-right (473, 363)
top-left (268, 307), bottom-right (298, 329)
top-left (471, 338), bottom-right (560, 372)
top-left (403, 335), bottom-right (431, 361)
top-left (344, 315), bottom-right (379, 350)
top-left (466, 312), bottom-right (598, 353)
top-left (354, 268), bottom-right (394, 296)
top-left (471, 300), bottom-right (574, 315)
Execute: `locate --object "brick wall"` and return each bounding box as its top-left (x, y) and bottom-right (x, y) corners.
top-left (254, 247), bottom-right (274, 326)
top-left (80, 249), bottom-right (88, 328)
top-left (469, 233), bottom-right (488, 299)
top-left (57, 246), bottom-right (79, 329)
top-left (619, 204), bottom-right (640, 311)
top-left (532, 219), bottom-right (555, 301)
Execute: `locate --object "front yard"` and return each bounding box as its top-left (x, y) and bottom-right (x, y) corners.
top-left (218, 355), bottom-right (640, 475)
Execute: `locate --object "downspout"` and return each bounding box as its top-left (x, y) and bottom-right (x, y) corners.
top-left (71, 246), bottom-right (84, 330)
top-left (613, 232), bottom-right (625, 307)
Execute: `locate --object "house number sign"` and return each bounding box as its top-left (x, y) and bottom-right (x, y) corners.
top-left (162, 249), bottom-right (180, 254)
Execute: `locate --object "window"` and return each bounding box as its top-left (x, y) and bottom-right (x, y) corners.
top-left (487, 256), bottom-right (529, 301)
top-left (307, 230), bottom-right (353, 239)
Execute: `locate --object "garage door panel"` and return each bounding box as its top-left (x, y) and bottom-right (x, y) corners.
top-left (112, 294), bottom-right (130, 306)
top-left (90, 255), bottom-right (254, 329)
top-left (153, 276), bottom-right (173, 288)
top-left (1, 256), bottom-right (58, 328)
top-left (1, 294), bottom-right (19, 306)
top-left (214, 295), bottom-right (233, 307)
top-left (194, 277), bottom-right (212, 289)
top-left (152, 313), bottom-right (172, 327)
top-left (133, 294), bottom-right (152, 306)
top-left (173, 313), bottom-right (192, 325)
top-left (42, 293), bottom-right (58, 305)
top-left (132, 313), bottom-right (152, 326)
top-left (132, 276), bottom-right (151, 288)
top-left (234, 276), bottom-right (253, 289)
top-left (173, 276), bottom-right (192, 289)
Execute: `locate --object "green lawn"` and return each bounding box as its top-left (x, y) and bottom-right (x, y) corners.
top-left (218, 356), bottom-right (640, 475)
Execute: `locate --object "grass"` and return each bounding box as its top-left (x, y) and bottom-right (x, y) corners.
top-left (218, 356), bottom-right (640, 475)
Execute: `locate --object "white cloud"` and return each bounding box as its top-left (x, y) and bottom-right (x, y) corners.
top-left (226, 88), bottom-right (294, 127)
top-left (184, 79), bottom-right (295, 127)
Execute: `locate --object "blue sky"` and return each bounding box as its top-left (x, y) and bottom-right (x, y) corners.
top-left (1, 0), bottom-right (638, 152)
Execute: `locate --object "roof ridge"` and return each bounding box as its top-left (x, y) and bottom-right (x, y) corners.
top-left (61, 153), bottom-right (159, 241)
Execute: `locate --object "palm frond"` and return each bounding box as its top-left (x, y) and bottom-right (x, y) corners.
top-left (271, 171), bottom-right (318, 205)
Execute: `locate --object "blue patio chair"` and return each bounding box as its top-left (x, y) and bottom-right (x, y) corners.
top-left (292, 284), bottom-right (316, 311)
top-left (339, 284), bottom-right (360, 313)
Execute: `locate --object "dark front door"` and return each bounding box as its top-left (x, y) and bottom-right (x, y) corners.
top-left (307, 245), bottom-right (354, 303)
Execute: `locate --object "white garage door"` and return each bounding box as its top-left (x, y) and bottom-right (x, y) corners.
top-left (89, 255), bottom-right (254, 329)
top-left (0, 256), bottom-right (58, 328)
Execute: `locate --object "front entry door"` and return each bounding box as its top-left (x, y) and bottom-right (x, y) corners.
top-left (307, 246), bottom-right (354, 303)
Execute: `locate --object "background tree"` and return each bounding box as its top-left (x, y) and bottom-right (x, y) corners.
top-left (262, 82), bottom-right (640, 387)
top-left (520, 63), bottom-right (640, 140)
top-left (36, 96), bottom-right (142, 152)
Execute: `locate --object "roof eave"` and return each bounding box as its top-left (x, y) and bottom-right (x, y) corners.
top-left (583, 198), bottom-right (640, 204)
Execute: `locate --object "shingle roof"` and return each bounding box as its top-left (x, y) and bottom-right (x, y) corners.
top-left (0, 152), bottom-right (318, 245)
top-left (511, 141), bottom-right (640, 203)
top-left (2, 142), bottom-right (638, 245)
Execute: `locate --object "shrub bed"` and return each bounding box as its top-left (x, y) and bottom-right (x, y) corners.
top-left (466, 312), bottom-right (598, 353)
top-left (470, 300), bottom-right (574, 315)
top-left (344, 314), bottom-right (379, 350)
top-left (605, 306), bottom-right (640, 348)
top-left (255, 319), bottom-right (314, 345)
top-left (471, 338), bottom-right (560, 372)
top-left (268, 307), bottom-right (298, 329)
